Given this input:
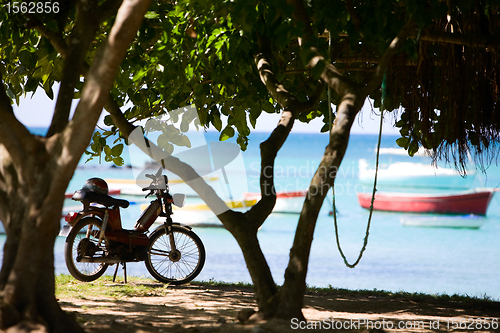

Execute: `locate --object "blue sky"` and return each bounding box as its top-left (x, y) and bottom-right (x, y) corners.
top-left (12, 86), bottom-right (400, 135)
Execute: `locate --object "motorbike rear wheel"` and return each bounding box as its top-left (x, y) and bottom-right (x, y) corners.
top-left (64, 217), bottom-right (109, 282)
top-left (145, 225), bottom-right (205, 284)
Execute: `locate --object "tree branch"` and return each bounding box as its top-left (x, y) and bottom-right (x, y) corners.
top-left (105, 98), bottom-right (137, 137)
top-left (250, 39), bottom-right (323, 229)
top-left (254, 52), bottom-right (304, 114)
top-left (59, 0), bottom-right (152, 174)
top-left (34, 24), bottom-right (67, 57)
top-left (254, 45), bottom-right (321, 114)
top-left (0, 73), bottom-right (35, 169)
top-left (47, 0), bottom-right (102, 137)
top-left (33, 0), bottom-right (123, 137)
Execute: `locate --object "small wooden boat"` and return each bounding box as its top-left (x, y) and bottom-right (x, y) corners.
top-left (400, 214), bottom-right (487, 229)
top-left (357, 188), bottom-right (496, 215)
top-left (244, 190), bottom-right (308, 214)
top-left (145, 199), bottom-right (257, 228)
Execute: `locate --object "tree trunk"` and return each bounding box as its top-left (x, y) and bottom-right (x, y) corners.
top-left (0, 163), bottom-right (83, 332)
top-left (0, 1), bottom-right (153, 330)
top-left (275, 99), bottom-right (363, 319)
top-left (219, 211), bottom-right (279, 315)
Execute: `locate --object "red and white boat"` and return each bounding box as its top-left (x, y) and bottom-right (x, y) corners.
top-left (357, 188), bottom-right (497, 216)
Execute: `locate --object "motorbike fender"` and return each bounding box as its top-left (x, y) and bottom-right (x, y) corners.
top-left (59, 211), bottom-right (105, 237)
top-left (151, 222), bottom-right (192, 234)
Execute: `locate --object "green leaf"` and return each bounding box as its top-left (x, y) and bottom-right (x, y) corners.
top-left (103, 115), bottom-right (114, 126)
top-left (396, 137), bottom-right (410, 148)
top-left (219, 125), bottom-right (235, 141)
top-left (113, 157), bottom-right (124, 166)
top-left (164, 142), bottom-right (174, 155)
top-left (212, 114), bottom-right (222, 131)
top-left (145, 11), bottom-right (160, 19)
top-left (408, 140), bottom-right (419, 157)
top-left (320, 123), bottom-right (330, 133)
top-left (104, 145), bottom-right (112, 156)
top-left (111, 144), bottom-right (124, 157)
top-left (5, 88), bottom-right (15, 99)
top-left (157, 134), bottom-right (170, 150)
top-left (262, 100), bottom-right (275, 113)
top-left (170, 134), bottom-right (191, 148)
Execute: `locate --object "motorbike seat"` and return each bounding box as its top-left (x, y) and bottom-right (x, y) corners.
top-left (72, 189), bottom-right (130, 208)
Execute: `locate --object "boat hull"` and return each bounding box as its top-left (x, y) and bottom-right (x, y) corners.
top-left (357, 189), bottom-right (495, 215)
top-left (244, 190), bottom-right (307, 214)
top-left (400, 215), bottom-right (486, 229)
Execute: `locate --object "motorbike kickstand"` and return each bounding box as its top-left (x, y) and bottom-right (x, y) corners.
top-left (113, 262), bottom-right (127, 283)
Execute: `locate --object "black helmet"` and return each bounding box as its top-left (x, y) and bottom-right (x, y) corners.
top-left (83, 178), bottom-right (109, 196)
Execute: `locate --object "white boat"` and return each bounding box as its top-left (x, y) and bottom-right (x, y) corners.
top-left (148, 199), bottom-right (257, 228)
top-left (106, 176), bottom-right (219, 196)
top-left (400, 214), bottom-right (487, 229)
top-left (244, 190), bottom-right (307, 214)
top-left (146, 189), bottom-right (308, 227)
top-left (358, 158), bottom-right (476, 190)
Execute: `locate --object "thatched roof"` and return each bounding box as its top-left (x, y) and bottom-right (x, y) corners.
top-left (333, 7), bottom-right (500, 171)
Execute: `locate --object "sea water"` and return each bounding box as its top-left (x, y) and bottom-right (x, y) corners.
top-left (4, 129), bottom-right (500, 300)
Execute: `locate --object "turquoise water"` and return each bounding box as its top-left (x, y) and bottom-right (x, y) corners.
top-left (5, 130), bottom-right (500, 299)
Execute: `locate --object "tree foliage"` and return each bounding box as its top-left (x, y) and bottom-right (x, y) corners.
top-left (80, 0), bottom-right (500, 172)
top-left (3, 1), bottom-right (500, 167)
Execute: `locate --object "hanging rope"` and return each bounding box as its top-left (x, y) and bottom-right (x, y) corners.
top-left (331, 74), bottom-right (386, 268)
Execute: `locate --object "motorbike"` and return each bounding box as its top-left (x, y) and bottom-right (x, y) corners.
top-left (61, 168), bottom-right (205, 284)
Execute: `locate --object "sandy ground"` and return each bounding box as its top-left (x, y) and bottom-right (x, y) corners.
top-left (58, 283), bottom-right (500, 333)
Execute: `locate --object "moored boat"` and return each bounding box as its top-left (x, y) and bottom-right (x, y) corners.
top-left (358, 159), bottom-right (476, 190)
top-left (400, 214), bottom-right (487, 229)
top-left (149, 198), bottom-right (257, 228)
top-left (244, 190), bottom-right (307, 214)
top-left (357, 188), bottom-right (496, 215)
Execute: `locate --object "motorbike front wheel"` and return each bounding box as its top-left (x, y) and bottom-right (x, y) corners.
top-left (145, 225), bottom-right (205, 284)
top-left (64, 217), bottom-right (109, 282)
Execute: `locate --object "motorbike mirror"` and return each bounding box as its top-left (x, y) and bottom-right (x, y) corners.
top-left (172, 193), bottom-right (186, 208)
